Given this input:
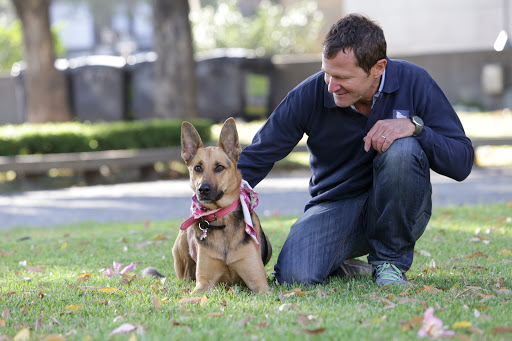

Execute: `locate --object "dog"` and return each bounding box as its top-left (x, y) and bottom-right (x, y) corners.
top-left (170, 117), bottom-right (272, 293)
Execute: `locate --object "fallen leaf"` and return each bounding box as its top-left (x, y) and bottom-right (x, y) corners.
top-left (50, 316), bottom-right (62, 327)
top-left (200, 295), bottom-right (208, 306)
top-left (255, 321), bottom-right (269, 328)
top-left (492, 326), bottom-right (512, 334)
top-left (13, 328), bottom-right (30, 341)
top-left (417, 308), bottom-right (455, 338)
top-left (465, 252), bottom-right (488, 258)
top-left (278, 303), bottom-right (301, 311)
top-left (35, 317), bottom-right (42, 330)
top-left (302, 328), bottom-right (326, 335)
top-left (280, 288), bottom-right (307, 299)
top-left (2, 307), bottom-right (10, 320)
top-left (0, 250), bottom-right (11, 257)
top-left (498, 248), bottom-right (512, 256)
top-left (41, 335), bottom-right (66, 341)
top-left (128, 333), bottom-right (137, 341)
top-left (152, 296), bottom-right (161, 310)
top-left (60, 243), bottom-right (67, 250)
top-left (422, 285), bottom-right (443, 293)
top-left (317, 290), bottom-right (329, 298)
top-left (205, 312), bottom-right (224, 317)
top-left (111, 323), bottom-right (137, 335)
top-left (152, 233), bottom-right (169, 240)
top-left (26, 266), bottom-right (46, 274)
top-left (453, 320), bottom-right (472, 329)
top-left (238, 316), bottom-right (253, 325)
top-left (66, 305), bottom-right (83, 312)
top-left (97, 287), bottom-right (122, 294)
top-left (468, 326), bottom-right (484, 334)
top-left (496, 288), bottom-right (512, 296)
top-left (178, 297), bottom-right (202, 306)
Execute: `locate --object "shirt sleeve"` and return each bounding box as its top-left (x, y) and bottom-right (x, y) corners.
top-left (414, 81), bottom-right (474, 181)
top-left (238, 90), bottom-right (310, 188)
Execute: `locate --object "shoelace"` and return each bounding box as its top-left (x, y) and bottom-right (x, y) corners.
top-left (375, 263), bottom-right (403, 281)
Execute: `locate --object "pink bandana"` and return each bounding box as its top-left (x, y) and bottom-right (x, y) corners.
top-left (182, 180), bottom-right (260, 246)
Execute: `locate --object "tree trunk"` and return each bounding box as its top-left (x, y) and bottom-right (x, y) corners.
top-left (12, 0), bottom-right (71, 123)
top-left (152, 0), bottom-right (198, 119)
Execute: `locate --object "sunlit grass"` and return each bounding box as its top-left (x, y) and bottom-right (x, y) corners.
top-left (1, 203), bottom-right (511, 340)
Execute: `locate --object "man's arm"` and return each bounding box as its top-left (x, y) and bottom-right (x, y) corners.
top-left (364, 82), bottom-right (474, 182)
top-left (238, 93), bottom-right (309, 188)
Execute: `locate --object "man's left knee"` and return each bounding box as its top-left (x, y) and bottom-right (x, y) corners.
top-left (377, 137), bottom-right (428, 172)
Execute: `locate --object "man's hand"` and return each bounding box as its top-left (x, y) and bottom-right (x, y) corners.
top-left (363, 118), bottom-right (415, 153)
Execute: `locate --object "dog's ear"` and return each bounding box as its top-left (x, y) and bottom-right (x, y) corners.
top-left (181, 121), bottom-right (203, 165)
top-left (218, 117), bottom-right (241, 161)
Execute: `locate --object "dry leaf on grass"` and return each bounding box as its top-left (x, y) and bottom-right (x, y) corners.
top-left (492, 326), bottom-right (512, 334)
top-left (65, 305), bottom-right (83, 312)
top-left (13, 327), bottom-right (30, 341)
top-left (151, 296), bottom-right (161, 310)
top-left (2, 307), bottom-right (10, 320)
top-left (111, 323), bottom-right (137, 335)
top-left (302, 328), bottom-right (325, 335)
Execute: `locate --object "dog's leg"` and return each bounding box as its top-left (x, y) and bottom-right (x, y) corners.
top-left (192, 252), bottom-right (227, 293)
top-left (229, 248), bottom-right (269, 293)
top-left (172, 230), bottom-right (196, 280)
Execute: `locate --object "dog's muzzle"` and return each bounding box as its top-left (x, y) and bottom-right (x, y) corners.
top-left (198, 183), bottom-right (224, 203)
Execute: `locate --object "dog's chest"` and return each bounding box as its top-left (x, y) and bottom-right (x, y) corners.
top-left (194, 210), bottom-right (252, 261)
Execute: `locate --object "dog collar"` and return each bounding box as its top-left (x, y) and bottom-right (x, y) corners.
top-left (180, 198), bottom-right (240, 231)
top-left (180, 180), bottom-right (260, 245)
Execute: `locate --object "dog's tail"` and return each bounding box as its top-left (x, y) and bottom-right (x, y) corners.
top-left (141, 267), bottom-right (165, 279)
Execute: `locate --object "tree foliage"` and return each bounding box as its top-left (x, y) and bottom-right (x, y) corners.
top-left (190, 0), bottom-right (324, 56)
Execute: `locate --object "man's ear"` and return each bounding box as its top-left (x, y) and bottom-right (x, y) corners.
top-left (373, 58), bottom-right (387, 78)
top-left (218, 117), bottom-right (241, 161)
top-left (181, 121), bottom-right (203, 165)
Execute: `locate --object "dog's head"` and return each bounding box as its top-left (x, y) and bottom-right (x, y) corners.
top-left (181, 117), bottom-right (242, 209)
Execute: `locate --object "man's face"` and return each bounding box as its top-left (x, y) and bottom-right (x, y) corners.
top-left (321, 49), bottom-right (382, 109)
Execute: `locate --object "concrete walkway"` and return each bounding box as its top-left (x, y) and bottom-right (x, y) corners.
top-left (1, 167), bottom-right (511, 230)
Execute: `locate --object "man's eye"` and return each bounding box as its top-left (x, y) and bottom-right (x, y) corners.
top-left (215, 165), bottom-right (225, 172)
top-left (194, 165), bottom-right (202, 173)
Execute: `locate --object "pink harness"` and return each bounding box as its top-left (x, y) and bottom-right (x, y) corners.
top-left (180, 180), bottom-right (260, 245)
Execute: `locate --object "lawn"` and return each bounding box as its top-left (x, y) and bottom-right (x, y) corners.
top-left (1, 203), bottom-right (511, 340)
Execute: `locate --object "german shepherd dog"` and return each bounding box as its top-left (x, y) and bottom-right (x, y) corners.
top-left (171, 117), bottom-right (272, 293)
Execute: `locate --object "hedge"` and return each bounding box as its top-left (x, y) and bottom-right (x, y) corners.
top-left (0, 119), bottom-right (213, 156)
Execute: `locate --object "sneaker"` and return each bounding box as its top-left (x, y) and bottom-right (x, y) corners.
top-left (339, 259), bottom-right (372, 278)
top-left (372, 263), bottom-right (408, 285)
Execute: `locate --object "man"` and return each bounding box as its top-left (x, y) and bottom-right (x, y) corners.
top-left (237, 14), bottom-right (474, 285)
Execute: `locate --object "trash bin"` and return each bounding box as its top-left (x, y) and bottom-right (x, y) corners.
top-left (125, 52), bottom-right (157, 120)
top-left (68, 55), bottom-right (126, 122)
top-left (196, 48), bottom-right (273, 121)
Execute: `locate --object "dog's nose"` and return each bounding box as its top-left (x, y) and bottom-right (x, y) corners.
top-left (198, 183), bottom-right (212, 196)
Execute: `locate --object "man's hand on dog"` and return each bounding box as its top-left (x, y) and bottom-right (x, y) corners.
top-left (363, 118), bottom-right (416, 153)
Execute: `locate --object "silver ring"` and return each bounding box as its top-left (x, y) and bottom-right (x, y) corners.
top-left (380, 135), bottom-right (387, 139)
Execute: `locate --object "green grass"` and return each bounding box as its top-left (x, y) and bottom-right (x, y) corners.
top-left (1, 204), bottom-right (512, 340)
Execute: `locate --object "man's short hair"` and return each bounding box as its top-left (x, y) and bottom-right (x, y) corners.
top-left (323, 14), bottom-right (387, 75)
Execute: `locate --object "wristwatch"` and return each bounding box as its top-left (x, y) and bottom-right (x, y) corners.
top-left (410, 116), bottom-right (424, 136)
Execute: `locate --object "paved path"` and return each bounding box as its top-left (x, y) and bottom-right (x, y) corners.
top-left (1, 167), bottom-right (511, 230)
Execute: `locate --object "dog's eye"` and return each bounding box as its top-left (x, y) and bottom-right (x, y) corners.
top-left (214, 165), bottom-right (225, 172)
top-left (194, 165), bottom-right (203, 173)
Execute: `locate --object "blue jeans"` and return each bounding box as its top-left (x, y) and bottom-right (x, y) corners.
top-left (274, 138), bottom-right (432, 285)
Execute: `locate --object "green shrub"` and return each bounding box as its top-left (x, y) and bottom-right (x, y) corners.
top-left (0, 119), bottom-right (213, 156)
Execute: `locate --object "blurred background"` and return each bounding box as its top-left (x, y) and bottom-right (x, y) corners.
top-left (0, 0), bottom-right (511, 188)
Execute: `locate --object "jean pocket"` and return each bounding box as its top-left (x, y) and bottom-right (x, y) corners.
top-left (412, 211), bottom-right (431, 240)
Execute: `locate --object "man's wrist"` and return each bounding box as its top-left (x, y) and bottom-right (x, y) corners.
top-left (410, 116), bottom-right (424, 136)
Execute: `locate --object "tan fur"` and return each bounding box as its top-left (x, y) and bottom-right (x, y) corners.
top-left (172, 117), bottom-right (272, 293)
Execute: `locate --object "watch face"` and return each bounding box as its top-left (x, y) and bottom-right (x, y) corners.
top-left (413, 116), bottom-right (424, 126)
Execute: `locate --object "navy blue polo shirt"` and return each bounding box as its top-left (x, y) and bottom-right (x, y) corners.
top-left (238, 59), bottom-right (474, 208)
